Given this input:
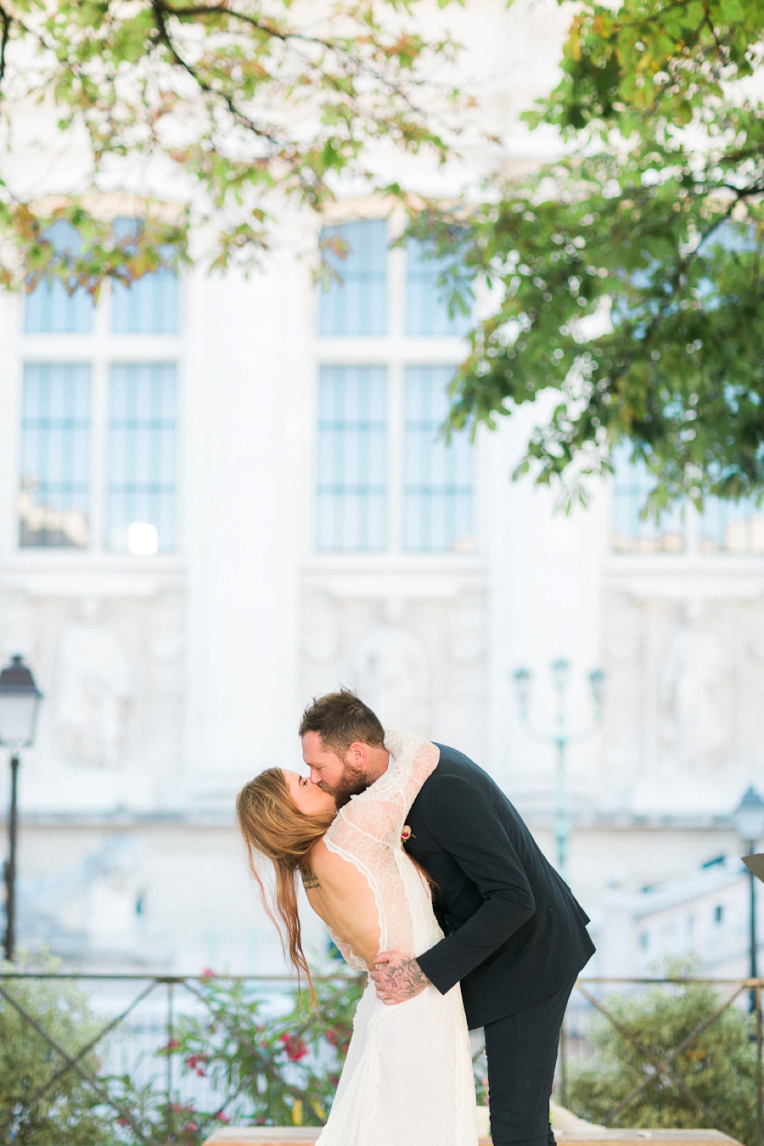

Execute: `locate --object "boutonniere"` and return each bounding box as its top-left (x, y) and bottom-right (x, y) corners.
top-left (401, 825), bottom-right (414, 842)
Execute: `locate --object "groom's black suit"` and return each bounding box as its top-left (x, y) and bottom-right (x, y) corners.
top-left (403, 743), bottom-right (595, 1146)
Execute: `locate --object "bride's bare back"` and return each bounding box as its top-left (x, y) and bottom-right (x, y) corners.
top-left (303, 840), bottom-right (382, 967)
top-left (299, 731), bottom-right (440, 973)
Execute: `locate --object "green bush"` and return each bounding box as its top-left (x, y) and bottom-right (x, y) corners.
top-left (1, 961), bottom-right (364, 1146)
top-left (0, 952), bottom-right (110, 1146)
top-left (141, 971), bottom-right (365, 1137)
top-left (568, 972), bottom-right (758, 1146)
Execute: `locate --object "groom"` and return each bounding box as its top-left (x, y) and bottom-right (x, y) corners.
top-left (300, 690), bottom-right (595, 1146)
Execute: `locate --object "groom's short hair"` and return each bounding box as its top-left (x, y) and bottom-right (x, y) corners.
top-left (299, 689), bottom-right (385, 756)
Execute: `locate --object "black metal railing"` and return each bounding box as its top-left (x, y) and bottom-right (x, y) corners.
top-left (1, 972), bottom-right (763, 1145)
top-left (557, 977), bottom-right (764, 1146)
top-left (0, 970), bottom-right (359, 1144)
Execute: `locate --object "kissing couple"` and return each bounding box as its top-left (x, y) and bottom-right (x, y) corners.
top-left (237, 690), bottom-right (594, 1146)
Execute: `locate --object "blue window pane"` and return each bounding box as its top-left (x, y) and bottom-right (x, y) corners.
top-left (403, 366), bottom-right (473, 552)
top-left (24, 221), bottom-right (94, 333)
top-left (700, 497), bottom-right (764, 554)
top-left (20, 363), bottom-right (91, 547)
top-left (405, 240), bottom-right (472, 337)
top-left (111, 216), bottom-right (179, 334)
top-left (107, 364), bottom-right (178, 552)
top-left (112, 271), bottom-right (179, 334)
top-left (317, 365), bottom-right (387, 550)
top-left (612, 444), bottom-right (685, 553)
top-left (319, 221), bottom-right (387, 336)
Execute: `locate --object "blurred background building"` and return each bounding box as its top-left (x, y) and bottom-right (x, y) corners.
top-left (0, 0), bottom-right (763, 980)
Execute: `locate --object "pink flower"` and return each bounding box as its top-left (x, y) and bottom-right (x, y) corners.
top-left (216, 1112), bottom-right (231, 1124)
top-left (401, 825), bottom-right (412, 842)
top-left (279, 1032), bottom-right (308, 1062)
top-left (200, 967), bottom-right (217, 979)
top-left (185, 1053), bottom-right (208, 1076)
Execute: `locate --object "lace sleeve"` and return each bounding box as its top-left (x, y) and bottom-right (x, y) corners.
top-left (331, 730), bottom-right (439, 845)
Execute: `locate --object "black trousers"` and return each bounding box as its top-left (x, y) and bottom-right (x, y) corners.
top-left (482, 976), bottom-right (576, 1146)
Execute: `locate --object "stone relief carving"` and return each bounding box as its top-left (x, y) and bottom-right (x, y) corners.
top-left (144, 592), bottom-right (185, 777)
top-left (302, 592), bottom-right (339, 662)
top-left (657, 600), bottom-right (733, 774)
top-left (55, 597), bottom-right (133, 768)
top-left (350, 603), bottom-right (430, 733)
top-left (448, 595), bottom-right (486, 664)
top-left (301, 591), bottom-right (341, 697)
top-left (298, 588), bottom-right (487, 754)
top-left (600, 592), bottom-right (644, 796)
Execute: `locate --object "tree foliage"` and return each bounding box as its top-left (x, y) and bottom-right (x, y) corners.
top-left (567, 977), bottom-right (759, 1146)
top-left (0, 0), bottom-right (461, 292)
top-left (418, 0), bottom-right (764, 511)
top-left (0, 953), bottom-right (110, 1146)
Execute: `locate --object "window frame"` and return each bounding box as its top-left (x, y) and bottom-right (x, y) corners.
top-left (12, 278), bottom-right (183, 556)
top-left (314, 232), bottom-right (478, 557)
top-left (610, 447), bottom-right (764, 561)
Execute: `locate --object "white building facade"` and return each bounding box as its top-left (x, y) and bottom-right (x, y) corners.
top-left (1, 0), bottom-right (764, 976)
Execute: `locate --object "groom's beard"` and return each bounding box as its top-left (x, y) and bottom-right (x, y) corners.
top-left (318, 768), bottom-right (371, 810)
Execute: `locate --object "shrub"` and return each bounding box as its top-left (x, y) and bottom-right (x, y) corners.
top-left (148, 971), bottom-right (365, 1133)
top-left (568, 973), bottom-right (758, 1146)
top-left (0, 952), bottom-right (110, 1146)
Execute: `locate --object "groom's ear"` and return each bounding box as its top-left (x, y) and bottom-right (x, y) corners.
top-left (344, 741), bottom-right (369, 771)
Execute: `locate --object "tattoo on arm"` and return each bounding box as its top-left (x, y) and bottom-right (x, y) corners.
top-left (382, 958), bottom-right (429, 998)
top-left (302, 867), bottom-right (321, 890)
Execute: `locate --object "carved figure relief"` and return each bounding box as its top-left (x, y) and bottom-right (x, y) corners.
top-left (55, 597), bottom-right (133, 767)
top-left (302, 592), bottom-right (339, 663)
top-left (448, 596), bottom-right (486, 664)
top-left (350, 605), bottom-right (429, 733)
top-left (301, 592), bottom-right (341, 697)
top-left (601, 592), bottom-right (643, 788)
top-left (144, 592), bottom-right (185, 775)
top-left (658, 601), bottom-right (733, 773)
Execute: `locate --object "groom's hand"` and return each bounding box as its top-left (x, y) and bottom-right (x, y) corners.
top-left (371, 950), bottom-right (430, 1005)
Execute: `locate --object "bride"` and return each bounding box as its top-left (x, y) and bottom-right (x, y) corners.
top-left (236, 728), bottom-right (478, 1146)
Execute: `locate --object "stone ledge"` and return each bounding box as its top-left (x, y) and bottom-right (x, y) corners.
top-left (203, 1128), bottom-right (741, 1146)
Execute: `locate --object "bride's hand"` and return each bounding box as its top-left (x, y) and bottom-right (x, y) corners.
top-left (370, 949), bottom-right (430, 1005)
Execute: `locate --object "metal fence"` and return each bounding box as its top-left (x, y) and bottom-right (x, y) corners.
top-left (1, 973), bottom-right (763, 1145)
top-left (557, 977), bottom-right (764, 1146)
top-left (0, 971), bottom-right (350, 1143)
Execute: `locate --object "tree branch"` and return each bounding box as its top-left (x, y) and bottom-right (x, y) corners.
top-left (157, 2), bottom-right (328, 49)
top-left (149, 0), bottom-right (282, 149)
top-left (0, 4), bottom-right (11, 90)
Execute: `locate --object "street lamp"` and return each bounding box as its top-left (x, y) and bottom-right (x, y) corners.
top-left (512, 659), bottom-right (604, 883)
top-left (733, 786), bottom-right (764, 1007)
top-left (0, 655), bottom-right (43, 962)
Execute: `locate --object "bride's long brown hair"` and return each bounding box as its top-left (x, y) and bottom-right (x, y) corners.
top-left (236, 769), bottom-right (335, 983)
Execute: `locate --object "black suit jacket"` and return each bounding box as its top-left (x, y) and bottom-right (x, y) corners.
top-left (405, 743), bottom-right (595, 1029)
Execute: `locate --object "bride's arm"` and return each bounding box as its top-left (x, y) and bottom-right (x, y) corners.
top-left (331, 731), bottom-right (439, 843)
top-left (362, 730), bottom-right (439, 835)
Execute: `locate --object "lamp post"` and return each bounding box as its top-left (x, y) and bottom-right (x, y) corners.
top-left (512, 660), bottom-right (604, 882)
top-left (733, 786), bottom-right (764, 1010)
top-left (0, 655), bottom-right (43, 963)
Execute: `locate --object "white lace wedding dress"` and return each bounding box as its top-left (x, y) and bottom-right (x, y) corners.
top-left (316, 730), bottom-right (478, 1146)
